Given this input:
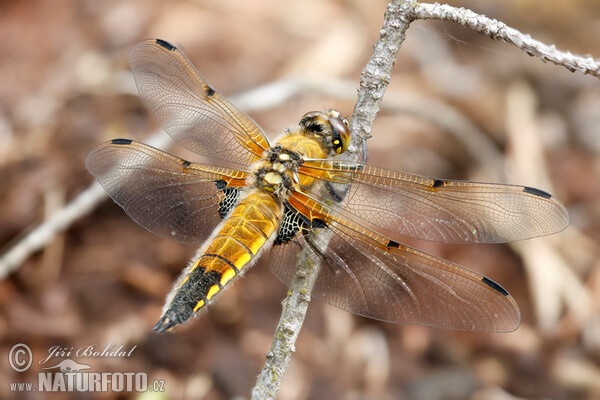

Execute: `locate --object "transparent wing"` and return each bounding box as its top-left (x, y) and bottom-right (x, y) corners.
top-left (269, 208), bottom-right (520, 332)
top-left (129, 39), bottom-right (270, 167)
top-left (86, 139), bottom-right (248, 245)
top-left (298, 160), bottom-right (569, 243)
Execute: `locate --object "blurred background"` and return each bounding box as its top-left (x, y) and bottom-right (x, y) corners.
top-left (1, 0), bottom-right (599, 399)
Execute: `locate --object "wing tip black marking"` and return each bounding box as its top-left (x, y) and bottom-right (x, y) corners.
top-left (481, 276), bottom-right (509, 296)
top-left (182, 160), bottom-right (191, 168)
top-left (111, 138), bottom-right (133, 145)
top-left (155, 39), bottom-right (176, 51)
top-left (432, 179), bottom-right (445, 188)
top-left (523, 186), bottom-right (552, 199)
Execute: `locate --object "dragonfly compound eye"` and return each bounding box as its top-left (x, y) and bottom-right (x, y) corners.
top-left (329, 117), bottom-right (351, 154)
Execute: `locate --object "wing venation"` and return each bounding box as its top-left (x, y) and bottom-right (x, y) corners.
top-left (298, 160), bottom-right (568, 243)
top-left (129, 39), bottom-right (271, 167)
top-left (268, 191), bottom-right (521, 332)
top-left (86, 140), bottom-right (248, 245)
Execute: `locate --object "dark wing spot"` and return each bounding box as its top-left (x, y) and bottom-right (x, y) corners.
top-left (311, 219), bottom-right (327, 229)
top-left (214, 180), bottom-right (227, 190)
top-left (156, 39), bottom-right (176, 51)
top-left (481, 276), bottom-right (509, 296)
top-left (325, 181), bottom-right (349, 203)
top-left (111, 138), bottom-right (132, 145)
top-left (387, 240), bottom-right (400, 248)
top-left (182, 160), bottom-right (191, 169)
top-left (205, 86), bottom-right (216, 97)
top-left (523, 186), bottom-right (552, 199)
top-left (213, 180), bottom-right (240, 218)
top-left (431, 179), bottom-right (445, 188)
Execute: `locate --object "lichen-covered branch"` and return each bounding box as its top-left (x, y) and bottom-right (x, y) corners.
top-left (251, 1), bottom-right (411, 398)
top-left (349, 1), bottom-right (415, 143)
top-left (413, 2), bottom-right (600, 78)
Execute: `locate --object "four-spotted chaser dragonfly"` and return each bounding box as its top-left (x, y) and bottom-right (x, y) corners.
top-left (86, 39), bottom-right (569, 333)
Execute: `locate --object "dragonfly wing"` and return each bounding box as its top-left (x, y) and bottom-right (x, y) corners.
top-left (86, 139), bottom-right (248, 245)
top-left (269, 219), bottom-right (521, 332)
top-left (299, 161), bottom-right (568, 243)
top-left (129, 39), bottom-right (270, 167)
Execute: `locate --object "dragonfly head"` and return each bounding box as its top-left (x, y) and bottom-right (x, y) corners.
top-left (299, 110), bottom-right (351, 156)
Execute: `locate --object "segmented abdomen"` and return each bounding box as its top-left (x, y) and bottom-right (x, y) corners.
top-left (160, 191), bottom-right (282, 328)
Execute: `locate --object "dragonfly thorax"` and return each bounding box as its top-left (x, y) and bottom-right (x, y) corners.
top-left (251, 110), bottom-right (351, 201)
top-left (252, 146), bottom-right (303, 200)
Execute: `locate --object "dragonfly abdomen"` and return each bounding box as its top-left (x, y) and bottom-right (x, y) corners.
top-left (153, 191), bottom-right (283, 332)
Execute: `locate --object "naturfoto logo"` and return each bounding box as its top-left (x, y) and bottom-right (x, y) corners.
top-left (8, 343), bottom-right (164, 394)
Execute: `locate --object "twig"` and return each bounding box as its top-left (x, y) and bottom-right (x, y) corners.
top-left (413, 2), bottom-right (600, 78)
top-left (251, 1), bottom-right (413, 398)
top-left (0, 149), bottom-right (162, 281)
top-left (349, 1), bottom-right (414, 144)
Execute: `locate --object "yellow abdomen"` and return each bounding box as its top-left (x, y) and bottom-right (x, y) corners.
top-left (161, 191), bottom-right (283, 325)
top-left (157, 133), bottom-right (327, 330)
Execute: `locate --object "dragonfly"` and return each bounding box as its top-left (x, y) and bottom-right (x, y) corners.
top-left (86, 39), bottom-right (569, 333)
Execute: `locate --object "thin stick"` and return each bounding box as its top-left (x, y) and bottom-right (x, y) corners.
top-left (251, 1), bottom-right (413, 398)
top-left (413, 2), bottom-right (600, 78)
top-left (0, 182), bottom-right (105, 280)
